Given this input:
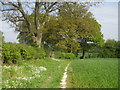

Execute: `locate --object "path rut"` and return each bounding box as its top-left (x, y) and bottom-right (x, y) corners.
top-left (60, 62), bottom-right (70, 88)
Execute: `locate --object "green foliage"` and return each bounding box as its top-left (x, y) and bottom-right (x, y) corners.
top-left (34, 47), bottom-right (46, 59)
top-left (48, 4), bottom-right (103, 53)
top-left (61, 52), bottom-right (75, 59)
top-left (56, 51), bottom-right (75, 59)
top-left (78, 53), bottom-right (99, 58)
top-left (0, 31), bottom-right (4, 42)
top-left (45, 51), bottom-right (75, 59)
top-left (98, 39), bottom-right (118, 58)
top-left (0, 31), bottom-right (4, 50)
top-left (16, 4), bottom-right (104, 53)
top-left (2, 43), bottom-right (46, 64)
top-left (79, 39), bottom-right (120, 58)
top-left (2, 43), bottom-right (22, 64)
top-left (18, 44), bottom-right (36, 59)
top-left (17, 14), bottom-right (49, 47)
top-left (116, 41), bottom-right (120, 58)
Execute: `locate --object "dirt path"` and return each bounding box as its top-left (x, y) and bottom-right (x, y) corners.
top-left (60, 62), bottom-right (71, 88)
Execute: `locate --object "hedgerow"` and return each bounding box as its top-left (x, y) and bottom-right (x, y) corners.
top-left (2, 43), bottom-right (46, 64)
top-left (47, 51), bottom-right (76, 59)
top-left (61, 52), bottom-right (75, 59)
top-left (78, 53), bottom-right (99, 58)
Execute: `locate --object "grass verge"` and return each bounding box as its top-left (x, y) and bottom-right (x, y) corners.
top-left (2, 58), bottom-right (69, 88)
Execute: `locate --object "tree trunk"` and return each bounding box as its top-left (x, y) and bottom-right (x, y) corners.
top-left (82, 49), bottom-right (85, 58)
top-left (80, 49), bottom-right (85, 59)
top-left (36, 32), bottom-right (42, 48)
top-left (33, 24), bottom-right (44, 48)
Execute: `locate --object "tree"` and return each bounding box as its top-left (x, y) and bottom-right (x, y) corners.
top-left (11, 3), bottom-right (104, 57)
top-left (0, 31), bottom-right (4, 58)
top-left (77, 17), bottom-right (104, 59)
top-left (0, 1), bottom-right (101, 48)
top-left (0, 30), bottom-right (4, 45)
top-left (0, 1), bottom-right (62, 47)
top-left (16, 14), bottom-right (45, 47)
top-left (43, 4), bottom-right (104, 57)
top-left (116, 41), bottom-right (120, 58)
top-left (98, 39), bottom-right (117, 58)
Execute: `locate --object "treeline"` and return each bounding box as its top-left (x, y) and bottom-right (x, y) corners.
top-left (1, 39), bottom-right (120, 64)
top-left (97, 39), bottom-right (120, 58)
top-left (1, 42), bottom-right (77, 64)
top-left (81, 39), bottom-right (120, 58)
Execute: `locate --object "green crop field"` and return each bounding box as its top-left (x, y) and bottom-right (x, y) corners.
top-left (67, 58), bottom-right (118, 88)
top-left (2, 58), bottom-right (118, 88)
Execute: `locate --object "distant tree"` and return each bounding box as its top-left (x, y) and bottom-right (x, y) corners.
top-left (0, 31), bottom-right (4, 44)
top-left (0, 31), bottom-right (4, 58)
top-left (115, 41), bottom-right (120, 58)
top-left (99, 39), bottom-right (117, 58)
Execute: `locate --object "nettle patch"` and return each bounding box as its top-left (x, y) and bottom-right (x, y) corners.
top-left (2, 65), bottom-right (47, 88)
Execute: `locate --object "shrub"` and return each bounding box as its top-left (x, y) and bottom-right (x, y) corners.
top-left (46, 51), bottom-right (75, 59)
top-left (45, 51), bottom-right (60, 58)
top-left (34, 47), bottom-right (46, 59)
top-left (17, 44), bottom-right (36, 60)
top-left (2, 43), bottom-right (46, 64)
top-left (61, 52), bottom-right (75, 59)
top-left (2, 43), bottom-right (21, 64)
top-left (77, 53), bottom-right (99, 58)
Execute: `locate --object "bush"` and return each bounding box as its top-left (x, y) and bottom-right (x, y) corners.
top-left (45, 51), bottom-right (61, 58)
top-left (2, 43), bottom-right (21, 64)
top-left (46, 51), bottom-right (75, 59)
top-left (17, 44), bottom-right (36, 60)
top-left (78, 53), bottom-right (99, 58)
top-left (2, 43), bottom-right (46, 64)
top-left (61, 52), bottom-right (75, 59)
top-left (34, 47), bottom-right (46, 59)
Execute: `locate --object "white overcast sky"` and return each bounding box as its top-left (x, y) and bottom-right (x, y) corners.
top-left (0, 0), bottom-right (119, 43)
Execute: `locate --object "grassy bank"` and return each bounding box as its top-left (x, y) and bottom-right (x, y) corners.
top-left (67, 58), bottom-right (118, 88)
top-left (2, 58), bottom-right (69, 88)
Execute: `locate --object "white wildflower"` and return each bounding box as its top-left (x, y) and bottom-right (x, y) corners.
top-left (29, 77), bottom-right (34, 79)
top-left (12, 81), bottom-right (15, 82)
top-left (35, 75), bottom-right (41, 77)
top-left (52, 58), bottom-right (61, 61)
top-left (3, 65), bottom-right (11, 69)
top-left (39, 66), bottom-right (47, 71)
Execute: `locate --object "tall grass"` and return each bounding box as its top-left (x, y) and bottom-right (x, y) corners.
top-left (67, 58), bottom-right (118, 88)
top-left (2, 58), bottom-right (69, 88)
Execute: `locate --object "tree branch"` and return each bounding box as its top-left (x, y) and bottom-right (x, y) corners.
top-left (0, 0), bottom-right (32, 34)
top-left (0, 8), bottom-right (18, 11)
top-left (42, 2), bottom-right (58, 25)
top-left (34, 1), bottom-right (43, 30)
top-left (46, 2), bottom-right (58, 13)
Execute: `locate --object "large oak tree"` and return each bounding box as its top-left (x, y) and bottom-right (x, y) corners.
top-left (0, 0), bottom-right (101, 47)
top-left (44, 4), bottom-right (104, 55)
top-left (0, 0), bottom-right (62, 47)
